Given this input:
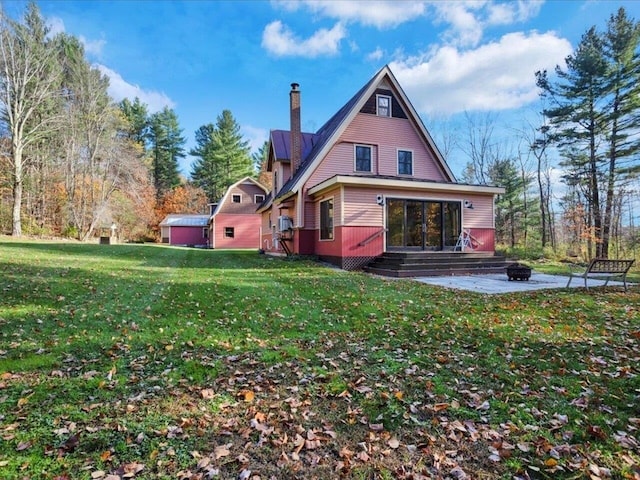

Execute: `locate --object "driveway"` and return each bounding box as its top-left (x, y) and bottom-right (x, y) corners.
top-left (414, 271), bottom-right (629, 294)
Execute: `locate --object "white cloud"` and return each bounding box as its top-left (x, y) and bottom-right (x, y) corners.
top-left (367, 47), bottom-right (384, 62)
top-left (390, 31), bottom-right (572, 116)
top-left (280, 0), bottom-right (427, 29)
top-left (262, 20), bottom-right (346, 57)
top-left (242, 125), bottom-right (269, 153)
top-left (45, 15), bottom-right (106, 57)
top-left (95, 64), bottom-right (174, 113)
top-left (46, 16), bottom-right (66, 36)
top-left (433, 0), bottom-right (545, 47)
top-left (79, 35), bottom-right (106, 56)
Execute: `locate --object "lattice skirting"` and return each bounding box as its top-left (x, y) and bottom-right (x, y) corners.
top-left (321, 255), bottom-right (377, 271)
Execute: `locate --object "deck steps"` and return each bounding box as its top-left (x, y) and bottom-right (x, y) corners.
top-left (364, 252), bottom-right (510, 278)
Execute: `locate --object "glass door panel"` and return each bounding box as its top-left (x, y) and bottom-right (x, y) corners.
top-left (425, 202), bottom-right (442, 249)
top-left (386, 199), bottom-right (461, 251)
top-left (444, 202), bottom-right (461, 248)
top-left (386, 199), bottom-right (405, 248)
top-left (406, 201), bottom-right (424, 248)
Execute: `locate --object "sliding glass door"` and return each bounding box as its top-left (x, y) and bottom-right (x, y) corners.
top-left (386, 199), bottom-right (461, 251)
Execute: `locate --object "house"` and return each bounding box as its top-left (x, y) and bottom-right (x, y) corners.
top-left (258, 65), bottom-right (504, 271)
top-left (159, 214), bottom-right (210, 247)
top-left (209, 176), bottom-right (268, 249)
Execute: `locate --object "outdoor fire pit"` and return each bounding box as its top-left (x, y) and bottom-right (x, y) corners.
top-left (506, 262), bottom-right (532, 281)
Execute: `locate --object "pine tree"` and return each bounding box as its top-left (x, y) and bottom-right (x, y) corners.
top-left (148, 107), bottom-right (184, 198)
top-left (601, 8), bottom-right (640, 257)
top-left (119, 97), bottom-right (149, 149)
top-left (253, 140), bottom-right (272, 190)
top-left (536, 27), bottom-right (608, 257)
top-left (190, 110), bottom-right (252, 201)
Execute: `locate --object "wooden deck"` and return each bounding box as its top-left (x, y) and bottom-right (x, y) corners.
top-left (364, 251), bottom-right (509, 278)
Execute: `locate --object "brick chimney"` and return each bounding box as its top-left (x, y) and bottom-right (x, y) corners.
top-left (290, 82), bottom-right (301, 175)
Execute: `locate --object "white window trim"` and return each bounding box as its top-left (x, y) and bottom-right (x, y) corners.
top-left (319, 196), bottom-right (334, 242)
top-left (224, 227), bottom-right (234, 238)
top-left (376, 94), bottom-right (392, 117)
top-left (232, 194), bottom-right (242, 203)
top-left (254, 194), bottom-right (265, 203)
top-left (354, 144), bottom-right (372, 173)
top-left (397, 148), bottom-right (414, 176)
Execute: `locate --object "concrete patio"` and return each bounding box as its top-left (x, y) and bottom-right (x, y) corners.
top-left (414, 271), bottom-right (630, 294)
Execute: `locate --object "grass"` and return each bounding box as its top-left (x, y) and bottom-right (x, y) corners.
top-left (0, 238), bottom-right (639, 479)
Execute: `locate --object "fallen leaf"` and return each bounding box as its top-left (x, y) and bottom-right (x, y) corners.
top-left (214, 444), bottom-right (231, 459)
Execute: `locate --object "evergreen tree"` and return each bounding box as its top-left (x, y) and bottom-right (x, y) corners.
top-left (148, 107), bottom-right (184, 198)
top-left (119, 97), bottom-right (149, 149)
top-left (190, 123), bottom-right (220, 201)
top-left (600, 8), bottom-right (640, 256)
top-left (190, 110), bottom-right (252, 201)
top-left (253, 140), bottom-right (272, 190)
top-left (536, 27), bottom-right (608, 257)
top-left (489, 158), bottom-right (529, 248)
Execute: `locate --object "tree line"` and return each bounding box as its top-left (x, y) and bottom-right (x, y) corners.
top-left (460, 7), bottom-right (640, 260)
top-left (0, 3), bottom-right (264, 242)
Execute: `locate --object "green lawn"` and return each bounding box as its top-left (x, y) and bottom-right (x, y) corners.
top-left (0, 239), bottom-right (638, 479)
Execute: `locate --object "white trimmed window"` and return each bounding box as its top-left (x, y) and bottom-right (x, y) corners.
top-left (398, 149), bottom-right (413, 176)
top-left (232, 194), bottom-right (241, 203)
top-left (320, 198), bottom-right (334, 241)
top-left (377, 94), bottom-right (391, 117)
top-left (224, 227), bottom-right (234, 238)
top-left (355, 145), bottom-right (372, 172)
top-left (254, 194), bottom-right (265, 204)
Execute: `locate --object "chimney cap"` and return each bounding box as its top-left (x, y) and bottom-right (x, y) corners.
top-left (291, 82), bottom-right (300, 91)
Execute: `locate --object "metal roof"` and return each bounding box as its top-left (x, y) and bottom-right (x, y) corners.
top-left (159, 214), bottom-right (210, 227)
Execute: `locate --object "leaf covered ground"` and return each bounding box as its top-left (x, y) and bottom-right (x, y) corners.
top-left (0, 240), bottom-right (638, 479)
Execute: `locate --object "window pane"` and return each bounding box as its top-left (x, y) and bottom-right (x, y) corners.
top-left (398, 150), bottom-right (412, 175)
top-left (377, 95), bottom-right (390, 117)
top-left (320, 199), bottom-right (333, 240)
top-left (355, 146), bottom-right (371, 172)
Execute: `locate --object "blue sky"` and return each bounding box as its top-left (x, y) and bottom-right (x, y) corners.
top-left (5, 0), bottom-right (640, 179)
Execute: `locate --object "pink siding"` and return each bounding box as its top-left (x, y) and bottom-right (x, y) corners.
top-left (213, 214), bottom-right (261, 249)
top-left (306, 113), bottom-right (448, 190)
top-left (343, 189), bottom-right (384, 226)
top-left (218, 182), bottom-right (266, 215)
top-left (459, 195), bottom-right (494, 229)
top-left (170, 226), bottom-right (208, 246)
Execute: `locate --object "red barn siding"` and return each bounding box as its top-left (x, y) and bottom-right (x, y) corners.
top-left (170, 226), bottom-right (207, 246)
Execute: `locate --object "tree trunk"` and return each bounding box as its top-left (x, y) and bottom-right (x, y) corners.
top-left (11, 145), bottom-right (23, 236)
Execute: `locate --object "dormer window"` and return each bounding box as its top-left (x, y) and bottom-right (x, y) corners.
top-left (377, 95), bottom-right (391, 117)
top-left (232, 194), bottom-right (241, 203)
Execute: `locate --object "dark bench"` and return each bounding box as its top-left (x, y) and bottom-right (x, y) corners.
top-left (566, 258), bottom-right (635, 291)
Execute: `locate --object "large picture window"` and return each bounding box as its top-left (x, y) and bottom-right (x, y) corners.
top-left (320, 198), bottom-right (334, 240)
top-left (398, 150), bottom-right (413, 175)
top-left (355, 145), bottom-right (371, 172)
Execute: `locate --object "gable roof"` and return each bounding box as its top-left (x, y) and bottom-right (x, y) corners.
top-left (159, 214), bottom-right (210, 227)
top-left (211, 176), bottom-right (268, 217)
top-left (272, 65), bottom-right (455, 203)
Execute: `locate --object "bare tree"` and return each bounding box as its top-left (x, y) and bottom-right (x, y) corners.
top-left (459, 112), bottom-right (498, 185)
top-left (0, 3), bottom-right (61, 236)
